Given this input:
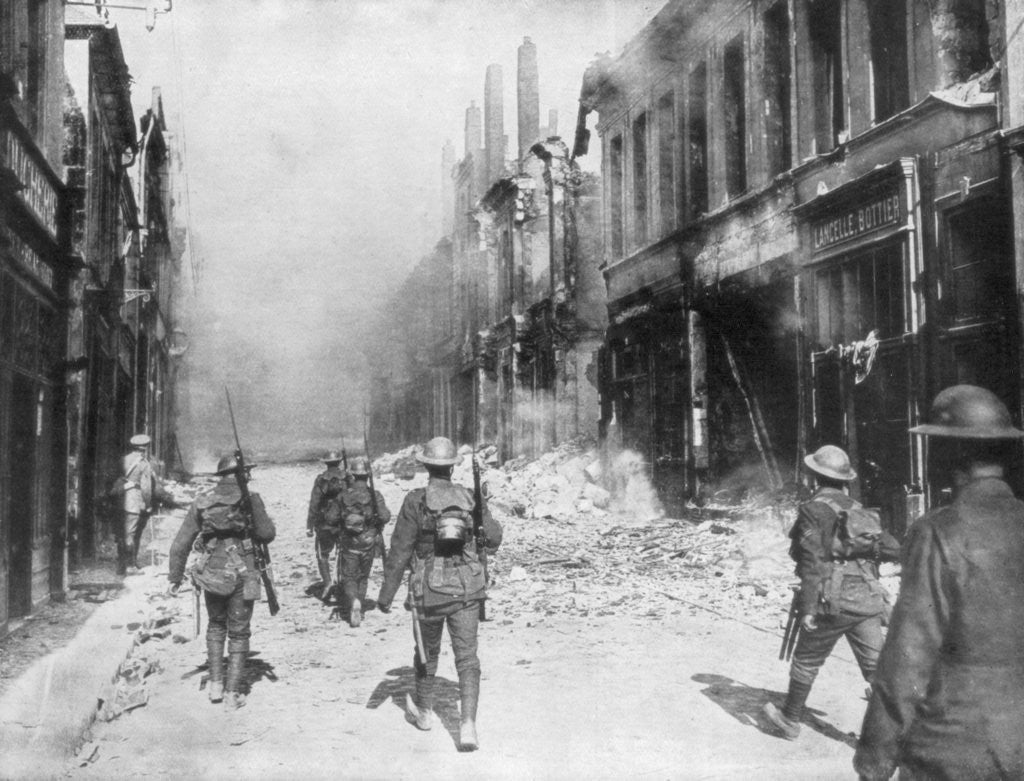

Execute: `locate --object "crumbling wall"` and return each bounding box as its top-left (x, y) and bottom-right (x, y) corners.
top-left (931, 0), bottom-right (995, 89)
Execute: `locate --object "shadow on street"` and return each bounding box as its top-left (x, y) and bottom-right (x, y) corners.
top-left (367, 666), bottom-right (462, 748)
top-left (692, 673), bottom-right (858, 748)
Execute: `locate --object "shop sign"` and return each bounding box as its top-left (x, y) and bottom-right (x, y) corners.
top-left (811, 189), bottom-right (901, 253)
top-left (1, 128), bottom-right (60, 240)
top-left (0, 224), bottom-right (54, 290)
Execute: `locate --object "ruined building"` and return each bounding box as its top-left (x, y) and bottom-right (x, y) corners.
top-left (368, 38), bottom-right (606, 461)
top-left (577, 0), bottom-right (1024, 523)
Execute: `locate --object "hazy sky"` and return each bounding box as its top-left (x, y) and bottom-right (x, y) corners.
top-left (104, 0), bottom-right (661, 462)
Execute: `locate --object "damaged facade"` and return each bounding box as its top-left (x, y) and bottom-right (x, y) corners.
top-left (370, 38), bottom-right (606, 461)
top-left (579, 0), bottom-right (1023, 523)
top-left (0, 3), bottom-right (187, 636)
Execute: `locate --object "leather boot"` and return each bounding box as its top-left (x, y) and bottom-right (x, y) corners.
top-left (458, 669), bottom-right (480, 752)
top-left (762, 679), bottom-right (810, 740)
top-left (317, 557), bottom-right (333, 603)
top-left (224, 639), bottom-right (248, 710)
top-left (404, 675), bottom-right (434, 730)
top-left (206, 631), bottom-right (226, 703)
top-left (350, 598), bottom-right (362, 628)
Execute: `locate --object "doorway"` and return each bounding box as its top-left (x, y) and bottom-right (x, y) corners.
top-left (8, 373), bottom-right (37, 618)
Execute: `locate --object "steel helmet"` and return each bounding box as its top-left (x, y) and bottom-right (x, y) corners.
top-left (321, 451), bottom-right (344, 464)
top-left (215, 453), bottom-right (255, 475)
top-left (437, 514), bottom-right (469, 542)
top-left (803, 445), bottom-right (857, 482)
top-left (349, 456), bottom-right (371, 476)
top-left (910, 385), bottom-right (1024, 440)
top-left (417, 437), bottom-right (461, 466)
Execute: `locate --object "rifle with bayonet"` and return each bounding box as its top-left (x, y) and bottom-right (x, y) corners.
top-left (779, 586), bottom-right (800, 661)
top-left (471, 453), bottom-right (490, 621)
top-left (225, 389), bottom-right (280, 616)
top-left (341, 437), bottom-right (350, 484)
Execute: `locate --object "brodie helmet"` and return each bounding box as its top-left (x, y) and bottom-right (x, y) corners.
top-left (348, 456), bottom-right (371, 477)
top-left (910, 385), bottom-right (1024, 440)
top-left (321, 451), bottom-right (344, 464)
top-left (437, 514), bottom-right (469, 542)
top-left (417, 437), bottom-right (461, 466)
top-left (215, 453), bottom-right (256, 476)
top-left (803, 444), bottom-right (857, 482)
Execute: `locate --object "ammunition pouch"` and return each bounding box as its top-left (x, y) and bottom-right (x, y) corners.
top-left (190, 537), bottom-right (254, 597)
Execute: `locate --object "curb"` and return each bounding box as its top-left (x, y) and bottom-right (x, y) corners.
top-left (0, 569), bottom-right (163, 780)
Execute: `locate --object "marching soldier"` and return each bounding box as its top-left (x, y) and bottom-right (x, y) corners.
top-left (168, 453), bottom-right (276, 708)
top-left (306, 451), bottom-right (349, 602)
top-left (377, 437), bottom-right (502, 752)
top-left (764, 445), bottom-right (899, 739)
top-left (337, 456), bottom-right (390, 627)
top-left (855, 385), bottom-right (1024, 780)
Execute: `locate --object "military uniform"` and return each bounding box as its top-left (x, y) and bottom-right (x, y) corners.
top-left (337, 461), bottom-right (390, 627)
top-left (377, 438), bottom-right (502, 751)
top-left (306, 457), bottom-right (349, 598)
top-left (764, 445), bottom-right (899, 740)
top-left (118, 435), bottom-right (174, 573)
top-left (169, 464), bottom-right (276, 707)
top-left (855, 385), bottom-right (1024, 781)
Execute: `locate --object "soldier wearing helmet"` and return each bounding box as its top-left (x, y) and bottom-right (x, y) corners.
top-left (855, 385), bottom-right (1024, 781)
top-left (764, 444), bottom-right (900, 740)
top-left (306, 451), bottom-right (350, 603)
top-left (376, 436), bottom-right (503, 752)
top-left (335, 455), bottom-right (390, 627)
top-left (167, 453), bottom-right (276, 708)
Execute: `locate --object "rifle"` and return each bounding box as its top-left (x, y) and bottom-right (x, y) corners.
top-left (779, 587), bottom-right (800, 661)
top-left (471, 453), bottom-right (490, 621)
top-left (363, 423), bottom-right (385, 566)
top-left (341, 436), bottom-right (350, 482)
top-left (225, 389), bottom-right (281, 616)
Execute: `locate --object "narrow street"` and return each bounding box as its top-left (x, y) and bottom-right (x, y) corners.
top-left (63, 462), bottom-right (868, 780)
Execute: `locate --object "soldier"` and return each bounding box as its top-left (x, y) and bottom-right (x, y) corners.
top-left (115, 433), bottom-right (177, 574)
top-left (168, 453), bottom-right (276, 708)
top-left (305, 451), bottom-right (348, 602)
top-left (855, 385), bottom-right (1024, 780)
top-left (336, 456), bottom-right (390, 627)
top-left (377, 437), bottom-right (502, 752)
top-left (763, 444), bottom-right (900, 739)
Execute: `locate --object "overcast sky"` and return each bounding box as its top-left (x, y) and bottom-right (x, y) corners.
top-left (105, 0), bottom-right (661, 463)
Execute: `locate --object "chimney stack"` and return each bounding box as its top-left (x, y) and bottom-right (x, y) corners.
top-left (484, 64), bottom-right (504, 183)
top-left (465, 101), bottom-right (482, 158)
top-left (517, 36), bottom-right (540, 162)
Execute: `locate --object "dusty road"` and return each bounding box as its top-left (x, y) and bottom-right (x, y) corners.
top-left (63, 463), bottom-right (869, 780)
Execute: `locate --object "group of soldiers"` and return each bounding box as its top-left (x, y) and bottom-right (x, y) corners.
top-left (161, 435), bottom-right (501, 752)
top-left (143, 382), bottom-right (1023, 772)
top-left (763, 384), bottom-right (1024, 780)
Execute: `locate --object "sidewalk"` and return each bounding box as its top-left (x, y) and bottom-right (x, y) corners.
top-left (0, 512), bottom-right (184, 781)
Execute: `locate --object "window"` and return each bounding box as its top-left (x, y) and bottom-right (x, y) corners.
top-left (632, 112), bottom-right (649, 245)
top-left (723, 35), bottom-right (747, 197)
top-left (657, 92), bottom-right (675, 234)
top-left (868, 0), bottom-right (908, 122)
top-left (946, 201), bottom-right (1013, 324)
top-left (687, 62), bottom-right (708, 219)
top-left (810, 0), bottom-right (844, 152)
top-left (764, 2), bottom-right (792, 176)
top-left (610, 134), bottom-right (624, 257)
top-left (813, 243), bottom-right (904, 349)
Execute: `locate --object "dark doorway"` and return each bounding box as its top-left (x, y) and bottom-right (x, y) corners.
top-left (9, 374), bottom-right (37, 619)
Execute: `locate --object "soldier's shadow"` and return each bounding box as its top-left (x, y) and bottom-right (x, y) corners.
top-left (692, 673), bottom-right (857, 748)
top-left (180, 651), bottom-right (278, 697)
top-left (366, 666), bottom-right (462, 747)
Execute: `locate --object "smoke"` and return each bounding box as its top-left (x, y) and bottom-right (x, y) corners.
top-left (605, 449), bottom-right (664, 523)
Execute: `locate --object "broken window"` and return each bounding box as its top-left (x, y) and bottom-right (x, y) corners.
top-left (810, 0), bottom-right (844, 152)
top-left (763, 2), bottom-right (792, 177)
top-left (610, 134), bottom-right (624, 257)
top-left (812, 241), bottom-right (905, 350)
top-left (687, 62), bottom-right (708, 219)
top-left (868, 0), bottom-right (909, 122)
top-left (946, 198), bottom-right (1013, 324)
top-left (723, 34), bottom-right (747, 197)
top-left (633, 111), bottom-right (649, 245)
top-left (657, 92), bottom-right (676, 235)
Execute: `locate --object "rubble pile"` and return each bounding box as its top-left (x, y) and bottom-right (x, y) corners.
top-left (370, 439), bottom-right (806, 633)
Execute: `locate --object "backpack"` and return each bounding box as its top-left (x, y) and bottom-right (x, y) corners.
top-left (319, 473), bottom-right (348, 530)
top-left (340, 484), bottom-right (376, 535)
top-left (818, 496), bottom-right (883, 559)
top-left (810, 496), bottom-right (887, 617)
top-left (198, 500), bottom-right (248, 535)
top-left (411, 484), bottom-right (484, 608)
